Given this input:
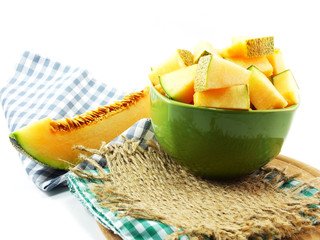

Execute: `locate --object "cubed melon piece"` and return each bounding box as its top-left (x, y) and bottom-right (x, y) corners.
top-left (248, 66), bottom-right (288, 110)
top-left (273, 70), bottom-right (299, 106)
top-left (193, 85), bottom-right (250, 110)
top-left (160, 64), bottom-right (198, 104)
top-left (193, 40), bottom-right (220, 63)
top-left (225, 56), bottom-right (273, 77)
top-left (221, 36), bottom-right (274, 58)
top-left (194, 55), bottom-right (251, 92)
top-left (148, 49), bottom-right (194, 85)
top-left (266, 48), bottom-right (286, 76)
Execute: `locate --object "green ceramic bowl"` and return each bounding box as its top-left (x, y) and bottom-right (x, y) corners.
top-left (150, 85), bottom-right (299, 179)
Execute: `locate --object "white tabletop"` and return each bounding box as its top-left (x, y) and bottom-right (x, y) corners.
top-left (1, 1), bottom-right (320, 239)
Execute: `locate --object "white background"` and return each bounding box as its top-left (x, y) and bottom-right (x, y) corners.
top-left (0, 0), bottom-right (320, 239)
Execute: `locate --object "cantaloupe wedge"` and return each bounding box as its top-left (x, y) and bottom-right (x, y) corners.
top-left (273, 70), bottom-right (299, 106)
top-left (248, 66), bottom-right (288, 110)
top-left (160, 64), bottom-right (198, 104)
top-left (148, 49), bottom-right (194, 85)
top-left (193, 85), bottom-right (250, 110)
top-left (221, 36), bottom-right (274, 58)
top-left (266, 48), bottom-right (286, 76)
top-left (193, 40), bottom-right (220, 63)
top-left (225, 56), bottom-right (273, 77)
top-left (9, 87), bottom-right (151, 170)
top-left (194, 55), bottom-right (251, 92)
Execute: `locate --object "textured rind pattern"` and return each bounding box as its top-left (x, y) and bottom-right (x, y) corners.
top-left (177, 49), bottom-right (194, 66)
top-left (246, 36), bottom-right (274, 57)
top-left (194, 55), bottom-right (211, 92)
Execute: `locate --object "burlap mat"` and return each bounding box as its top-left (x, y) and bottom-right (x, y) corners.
top-left (71, 137), bottom-right (320, 240)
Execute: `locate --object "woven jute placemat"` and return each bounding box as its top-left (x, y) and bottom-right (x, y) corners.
top-left (71, 138), bottom-right (320, 240)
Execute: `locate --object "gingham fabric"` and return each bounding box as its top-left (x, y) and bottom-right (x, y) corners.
top-left (0, 51), bottom-right (129, 191)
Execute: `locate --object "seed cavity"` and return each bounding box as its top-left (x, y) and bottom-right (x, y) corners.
top-left (50, 90), bottom-right (145, 132)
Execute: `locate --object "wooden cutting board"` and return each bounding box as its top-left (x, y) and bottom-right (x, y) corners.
top-left (97, 155), bottom-right (320, 240)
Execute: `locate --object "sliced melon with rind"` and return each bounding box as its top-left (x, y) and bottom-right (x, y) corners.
top-left (248, 66), bottom-right (288, 110)
top-left (160, 64), bottom-right (198, 103)
top-left (9, 87), bottom-right (151, 170)
top-left (194, 55), bottom-right (251, 92)
top-left (148, 49), bottom-right (194, 85)
top-left (221, 36), bottom-right (274, 58)
top-left (193, 85), bottom-right (250, 110)
top-left (273, 70), bottom-right (299, 106)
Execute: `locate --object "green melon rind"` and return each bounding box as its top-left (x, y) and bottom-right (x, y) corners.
top-left (272, 69), bottom-right (300, 89)
top-left (194, 50), bottom-right (212, 64)
top-left (247, 65), bottom-right (263, 76)
top-left (159, 76), bottom-right (173, 100)
top-left (9, 133), bottom-right (67, 170)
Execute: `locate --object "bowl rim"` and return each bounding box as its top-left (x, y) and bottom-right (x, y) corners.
top-left (150, 84), bottom-right (299, 113)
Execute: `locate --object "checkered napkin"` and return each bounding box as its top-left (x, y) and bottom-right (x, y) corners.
top-left (0, 51), bottom-right (187, 239)
top-left (0, 51), bottom-right (129, 191)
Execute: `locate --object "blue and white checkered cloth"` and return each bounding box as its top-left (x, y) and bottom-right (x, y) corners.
top-left (0, 51), bottom-right (184, 239)
top-left (0, 51), bottom-right (138, 191)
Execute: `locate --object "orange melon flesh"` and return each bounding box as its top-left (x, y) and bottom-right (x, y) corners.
top-left (194, 55), bottom-right (251, 92)
top-left (266, 48), bottom-right (286, 76)
top-left (221, 36), bottom-right (274, 58)
top-left (148, 49), bottom-right (193, 86)
top-left (160, 64), bottom-right (197, 104)
top-left (154, 84), bottom-right (166, 96)
top-left (225, 56), bottom-right (273, 77)
top-left (193, 85), bottom-right (250, 110)
top-left (273, 70), bottom-right (299, 106)
top-left (248, 66), bottom-right (288, 110)
top-left (9, 87), bottom-right (151, 169)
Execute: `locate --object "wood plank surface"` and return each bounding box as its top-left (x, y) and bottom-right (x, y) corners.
top-left (98, 155), bottom-right (320, 240)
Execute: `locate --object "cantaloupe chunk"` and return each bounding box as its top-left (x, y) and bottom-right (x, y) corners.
top-left (193, 40), bottom-right (220, 63)
top-left (148, 49), bottom-right (194, 85)
top-left (225, 56), bottom-right (273, 77)
top-left (160, 64), bottom-right (197, 104)
top-left (266, 48), bottom-right (286, 76)
top-left (193, 85), bottom-right (250, 110)
top-left (194, 55), bottom-right (251, 92)
top-left (9, 87), bottom-right (151, 169)
top-left (221, 36), bottom-right (274, 58)
top-left (273, 70), bottom-right (299, 106)
top-left (248, 66), bottom-right (288, 110)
